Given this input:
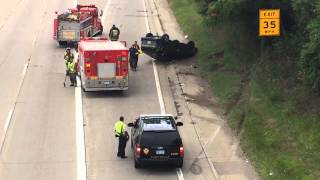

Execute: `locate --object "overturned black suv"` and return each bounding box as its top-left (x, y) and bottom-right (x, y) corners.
top-left (141, 33), bottom-right (197, 61)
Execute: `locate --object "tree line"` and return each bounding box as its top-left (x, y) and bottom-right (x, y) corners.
top-left (196, 0), bottom-right (320, 94)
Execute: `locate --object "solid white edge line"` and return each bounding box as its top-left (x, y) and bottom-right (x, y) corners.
top-left (4, 110), bottom-right (13, 132)
top-left (142, 0), bottom-right (184, 179)
top-left (152, 61), bottom-right (166, 114)
top-left (22, 63), bottom-right (28, 76)
top-left (0, 109), bottom-right (14, 151)
top-left (75, 77), bottom-right (87, 180)
top-left (31, 36), bottom-right (37, 48)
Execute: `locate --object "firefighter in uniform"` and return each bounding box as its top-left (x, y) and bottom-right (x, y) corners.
top-left (129, 41), bottom-right (142, 71)
top-left (64, 47), bottom-right (74, 66)
top-left (67, 58), bottom-right (77, 86)
top-left (109, 24), bottom-right (120, 41)
top-left (114, 116), bottom-right (129, 158)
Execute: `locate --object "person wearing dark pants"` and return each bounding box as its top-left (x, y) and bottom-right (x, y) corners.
top-left (129, 41), bottom-right (140, 71)
top-left (67, 58), bottom-right (77, 86)
top-left (114, 116), bottom-right (129, 158)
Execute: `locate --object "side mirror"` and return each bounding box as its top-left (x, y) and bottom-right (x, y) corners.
top-left (174, 116), bottom-right (178, 120)
top-left (100, 10), bottom-right (103, 16)
top-left (176, 122), bottom-right (183, 126)
top-left (128, 122), bottom-right (134, 127)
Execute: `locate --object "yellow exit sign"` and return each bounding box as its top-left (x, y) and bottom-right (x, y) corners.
top-left (259, 9), bottom-right (280, 36)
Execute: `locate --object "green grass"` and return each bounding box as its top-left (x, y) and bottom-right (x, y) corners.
top-left (168, 0), bottom-right (320, 179)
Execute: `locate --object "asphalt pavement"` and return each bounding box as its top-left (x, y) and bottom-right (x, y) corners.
top-left (0, 0), bottom-right (77, 179)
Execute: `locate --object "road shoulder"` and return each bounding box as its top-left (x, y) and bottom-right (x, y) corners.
top-left (146, 0), bottom-right (259, 179)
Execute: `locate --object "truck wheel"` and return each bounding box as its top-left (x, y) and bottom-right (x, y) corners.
top-left (146, 33), bottom-right (153, 37)
top-left (162, 34), bottom-right (169, 42)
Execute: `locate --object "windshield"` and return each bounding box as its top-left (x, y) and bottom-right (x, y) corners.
top-left (141, 116), bottom-right (176, 131)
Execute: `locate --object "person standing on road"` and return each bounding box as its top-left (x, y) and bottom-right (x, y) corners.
top-left (64, 47), bottom-right (74, 66)
top-left (129, 41), bottom-right (141, 71)
top-left (109, 24), bottom-right (120, 41)
top-left (114, 116), bottom-right (129, 158)
top-left (67, 58), bottom-right (77, 86)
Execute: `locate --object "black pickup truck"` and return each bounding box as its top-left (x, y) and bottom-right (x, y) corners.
top-left (141, 33), bottom-right (197, 61)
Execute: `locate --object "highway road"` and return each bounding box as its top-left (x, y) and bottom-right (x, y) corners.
top-left (0, 0), bottom-right (257, 179)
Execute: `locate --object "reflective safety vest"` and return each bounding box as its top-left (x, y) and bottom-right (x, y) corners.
top-left (67, 61), bottom-right (76, 73)
top-left (114, 121), bottom-right (125, 136)
top-left (109, 28), bottom-right (120, 41)
top-left (64, 52), bottom-right (74, 65)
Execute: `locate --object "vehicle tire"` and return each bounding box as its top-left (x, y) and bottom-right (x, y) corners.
top-left (187, 41), bottom-right (195, 48)
top-left (162, 34), bottom-right (169, 42)
top-left (177, 160), bottom-right (183, 168)
top-left (146, 33), bottom-right (153, 37)
top-left (134, 159), bottom-right (141, 169)
top-left (172, 40), bottom-right (179, 44)
top-left (58, 41), bottom-right (66, 47)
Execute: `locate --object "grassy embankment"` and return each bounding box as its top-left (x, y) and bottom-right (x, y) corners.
top-left (168, 0), bottom-right (320, 179)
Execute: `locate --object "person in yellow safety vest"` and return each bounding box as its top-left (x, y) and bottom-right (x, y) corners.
top-left (64, 47), bottom-right (74, 66)
top-left (114, 116), bottom-right (129, 158)
top-left (109, 24), bottom-right (120, 41)
top-left (67, 58), bottom-right (77, 86)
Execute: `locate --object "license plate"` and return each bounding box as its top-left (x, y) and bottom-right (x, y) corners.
top-left (104, 81), bottom-right (110, 85)
top-left (63, 31), bottom-right (76, 40)
top-left (156, 150), bottom-right (165, 155)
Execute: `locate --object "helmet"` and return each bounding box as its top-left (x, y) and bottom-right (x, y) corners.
top-left (66, 47), bottom-right (71, 51)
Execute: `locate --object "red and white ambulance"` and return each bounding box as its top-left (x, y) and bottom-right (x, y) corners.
top-left (78, 37), bottom-right (129, 91)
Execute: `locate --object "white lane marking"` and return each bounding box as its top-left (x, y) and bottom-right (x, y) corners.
top-left (142, 0), bottom-right (184, 179)
top-left (198, 126), bottom-right (221, 179)
top-left (75, 77), bottom-right (87, 180)
top-left (203, 126), bottom-right (221, 150)
top-left (176, 168), bottom-right (185, 180)
top-left (152, 61), bottom-right (166, 114)
top-left (22, 63), bottom-right (28, 76)
top-left (32, 36), bottom-right (37, 48)
top-left (101, 0), bottom-right (111, 25)
top-left (142, 0), bottom-right (150, 33)
top-left (0, 109), bottom-right (14, 151)
top-left (4, 109), bottom-right (13, 132)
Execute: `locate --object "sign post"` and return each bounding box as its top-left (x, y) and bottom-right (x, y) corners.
top-left (258, 9), bottom-right (280, 63)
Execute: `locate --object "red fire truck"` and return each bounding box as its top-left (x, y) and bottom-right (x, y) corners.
top-left (78, 37), bottom-right (129, 91)
top-left (53, 4), bottom-right (103, 46)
